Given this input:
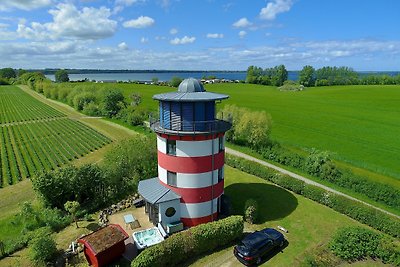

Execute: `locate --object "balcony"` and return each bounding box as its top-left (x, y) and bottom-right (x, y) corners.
top-left (150, 118), bottom-right (231, 136)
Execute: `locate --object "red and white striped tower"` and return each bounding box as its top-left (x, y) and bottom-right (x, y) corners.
top-left (151, 78), bottom-right (231, 227)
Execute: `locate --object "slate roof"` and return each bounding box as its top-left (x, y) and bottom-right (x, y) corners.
top-left (138, 178), bottom-right (181, 204)
top-left (153, 78), bottom-right (229, 102)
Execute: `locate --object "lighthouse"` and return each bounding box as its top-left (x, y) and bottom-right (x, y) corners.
top-left (138, 78), bottom-right (231, 229)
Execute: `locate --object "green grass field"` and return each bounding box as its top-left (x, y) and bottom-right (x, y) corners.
top-left (0, 86), bottom-right (112, 187)
top-left (101, 83), bottom-right (400, 186)
top-left (189, 166), bottom-right (387, 267)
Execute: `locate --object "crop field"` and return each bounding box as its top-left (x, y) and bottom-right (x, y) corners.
top-left (0, 86), bottom-right (112, 187)
top-left (0, 85), bottom-right (65, 124)
top-left (98, 83), bottom-right (400, 185)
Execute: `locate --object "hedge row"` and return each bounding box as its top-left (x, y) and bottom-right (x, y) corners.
top-left (226, 155), bottom-right (400, 238)
top-left (131, 215), bottom-right (244, 267)
top-left (259, 145), bottom-right (400, 210)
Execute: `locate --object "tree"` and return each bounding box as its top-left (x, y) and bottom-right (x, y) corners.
top-left (170, 76), bottom-right (183, 87)
top-left (299, 65), bottom-right (315, 87)
top-left (29, 235), bottom-right (58, 265)
top-left (64, 201), bottom-right (80, 228)
top-left (0, 68), bottom-right (16, 79)
top-left (151, 77), bottom-right (159, 84)
top-left (100, 88), bottom-right (125, 117)
top-left (54, 69), bottom-right (69, 83)
top-left (271, 65), bottom-right (288, 86)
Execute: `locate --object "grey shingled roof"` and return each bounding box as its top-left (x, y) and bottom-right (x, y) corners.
top-left (138, 178), bottom-right (181, 204)
top-left (153, 78), bottom-right (229, 102)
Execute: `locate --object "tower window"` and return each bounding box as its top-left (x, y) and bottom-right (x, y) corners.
top-left (218, 168), bottom-right (223, 182)
top-left (166, 140), bottom-right (176, 156)
top-left (167, 171), bottom-right (177, 186)
top-left (218, 136), bottom-right (224, 152)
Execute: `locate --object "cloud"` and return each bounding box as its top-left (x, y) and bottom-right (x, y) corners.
top-left (260, 0), bottom-right (293, 20)
top-left (118, 42), bottom-right (128, 50)
top-left (170, 28), bottom-right (178, 35)
top-left (140, 37), bottom-right (149, 43)
top-left (17, 3), bottom-right (117, 40)
top-left (113, 0), bottom-right (144, 14)
top-left (123, 16), bottom-right (155, 28)
top-left (238, 31), bottom-right (247, 38)
top-left (207, 33), bottom-right (224, 39)
top-left (170, 36), bottom-right (196, 45)
top-left (233, 17), bottom-right (252, 28)
top-left (0, 0), bottom-right (51, 11)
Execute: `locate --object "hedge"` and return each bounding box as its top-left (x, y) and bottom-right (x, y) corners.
top-left (330, 227), bottom-right (400, 265)
top-left (131, 215), bottom-right (244, 267)
top-left (226, 155), bottom-right (400, 238)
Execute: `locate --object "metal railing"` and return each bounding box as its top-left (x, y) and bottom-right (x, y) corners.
top-left (150, 117), bottom-right (231, 135)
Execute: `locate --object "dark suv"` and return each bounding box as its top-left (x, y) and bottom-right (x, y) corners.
top-left (233, 228), bottom-right (285, 266)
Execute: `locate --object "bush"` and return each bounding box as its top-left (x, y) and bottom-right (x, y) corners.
top-left (244, 199), bottom-right (258, 224)
top-left (226, 154), bottom-right (400, 238)
top-left (132, 216), bottom-right (244, 267)
top-left (330, 227), bottom-right (400, 265)
top-left (29, 235), bottom-right (58, 265)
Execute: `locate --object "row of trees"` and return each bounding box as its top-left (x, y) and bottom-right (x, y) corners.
top-left (245, 65), bottom-right (400, 87)
top-left (246, 65), bottom-right (288, 86)
top-left (299, 65), bottom-right (400, 86)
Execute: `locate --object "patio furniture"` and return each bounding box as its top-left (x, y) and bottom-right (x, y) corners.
top-left (123, 214), bottom-right (138, 229)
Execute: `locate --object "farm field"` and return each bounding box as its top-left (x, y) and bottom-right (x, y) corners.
top-left (95, 82), bottom-right (400, 186)
top-left (0, 86), bottom-right (112, 187)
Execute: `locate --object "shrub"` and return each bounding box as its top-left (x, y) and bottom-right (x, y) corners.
top-left (330, 226), bottom-right (400, 265)
top-left (131, 216), bottom-right (244, 267)
top-left (29, 235), bottom-right (58, 265)
top-left (244, 199), bottom-right (258, 224)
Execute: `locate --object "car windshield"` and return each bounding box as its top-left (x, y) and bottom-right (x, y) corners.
top-left (241, 232), bottom-right (267, 247)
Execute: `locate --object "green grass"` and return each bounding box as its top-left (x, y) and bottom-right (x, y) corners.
top-left (190, 166), bottom-right (389, 267)
top-left (104, 82), bottom-right (400, 187)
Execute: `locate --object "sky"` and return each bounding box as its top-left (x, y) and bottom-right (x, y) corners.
top-left (0, 0), bottom-right (399, 71)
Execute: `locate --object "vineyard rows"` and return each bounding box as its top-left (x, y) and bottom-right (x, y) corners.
top-left (0, 86), bottom-right (112, 187)
top-left (0, 86), bottom-right (65, 125)
top-left (0, 118), bottom-right (111, 187)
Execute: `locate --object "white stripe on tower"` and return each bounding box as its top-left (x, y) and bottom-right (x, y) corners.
top-left (180, 198), bottom-right (220, 218)
top-left (158, 165), bottom-right (220, 188)
top-left (156, 135), bottom-right (222, 157)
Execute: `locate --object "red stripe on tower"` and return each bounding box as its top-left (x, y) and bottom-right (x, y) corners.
top-left (158, 150), bottom-right (224, 173)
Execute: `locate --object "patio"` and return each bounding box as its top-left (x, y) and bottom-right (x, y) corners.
top-left (108, 206), bottom-right (153, 261)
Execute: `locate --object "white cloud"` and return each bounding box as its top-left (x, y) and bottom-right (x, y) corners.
top-left (206, 33), bottom-right (224, 39)
top-left (233, 17), bottom-right (252, 28)
top-left (17, 3), bottom-right (117, 40)
top-left (113, 0), bottom-right (144, 14)
top-left (118, 42), bottom-right (128, 50)
top-left (170, 28), bottom-right (178, 35)
top-left (260, 0), bottom-right (293, 20)
top-left (0, 0), bottom-right (51, 11)
top-left (123, 16), bottom-right (155, 28)
top-left (238, 30), bottom-right (247, 38)
top-left (140, 37), bottom-right (149, 43)
top-left (170, 36), bottom-right (196, 45)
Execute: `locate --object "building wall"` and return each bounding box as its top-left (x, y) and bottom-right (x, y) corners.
top-left (157, 133), bottom-right (225, 227)
top-left (158, 199), bottom-right (181, 226)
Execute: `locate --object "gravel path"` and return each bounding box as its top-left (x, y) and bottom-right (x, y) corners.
top-left (225, 147), bottom-right (400, 220)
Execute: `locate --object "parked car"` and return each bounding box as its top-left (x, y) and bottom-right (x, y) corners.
top-left (233, 228), bottom-right (285, 266)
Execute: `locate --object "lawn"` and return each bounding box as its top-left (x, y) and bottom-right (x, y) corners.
top-left (190, 166), bottom-right (388, 267)
top-left (103, 82), bottom-right (400, 187)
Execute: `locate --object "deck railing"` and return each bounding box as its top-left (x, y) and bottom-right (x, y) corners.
top-left (149, 117), bottom-right (231, 135)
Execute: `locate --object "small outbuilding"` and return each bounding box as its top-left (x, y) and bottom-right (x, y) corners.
top-left (78, 224), bottom-right (129, 267)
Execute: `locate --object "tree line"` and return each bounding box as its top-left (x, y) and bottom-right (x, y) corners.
top-left (245, 65), bottom-right (400, 87)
